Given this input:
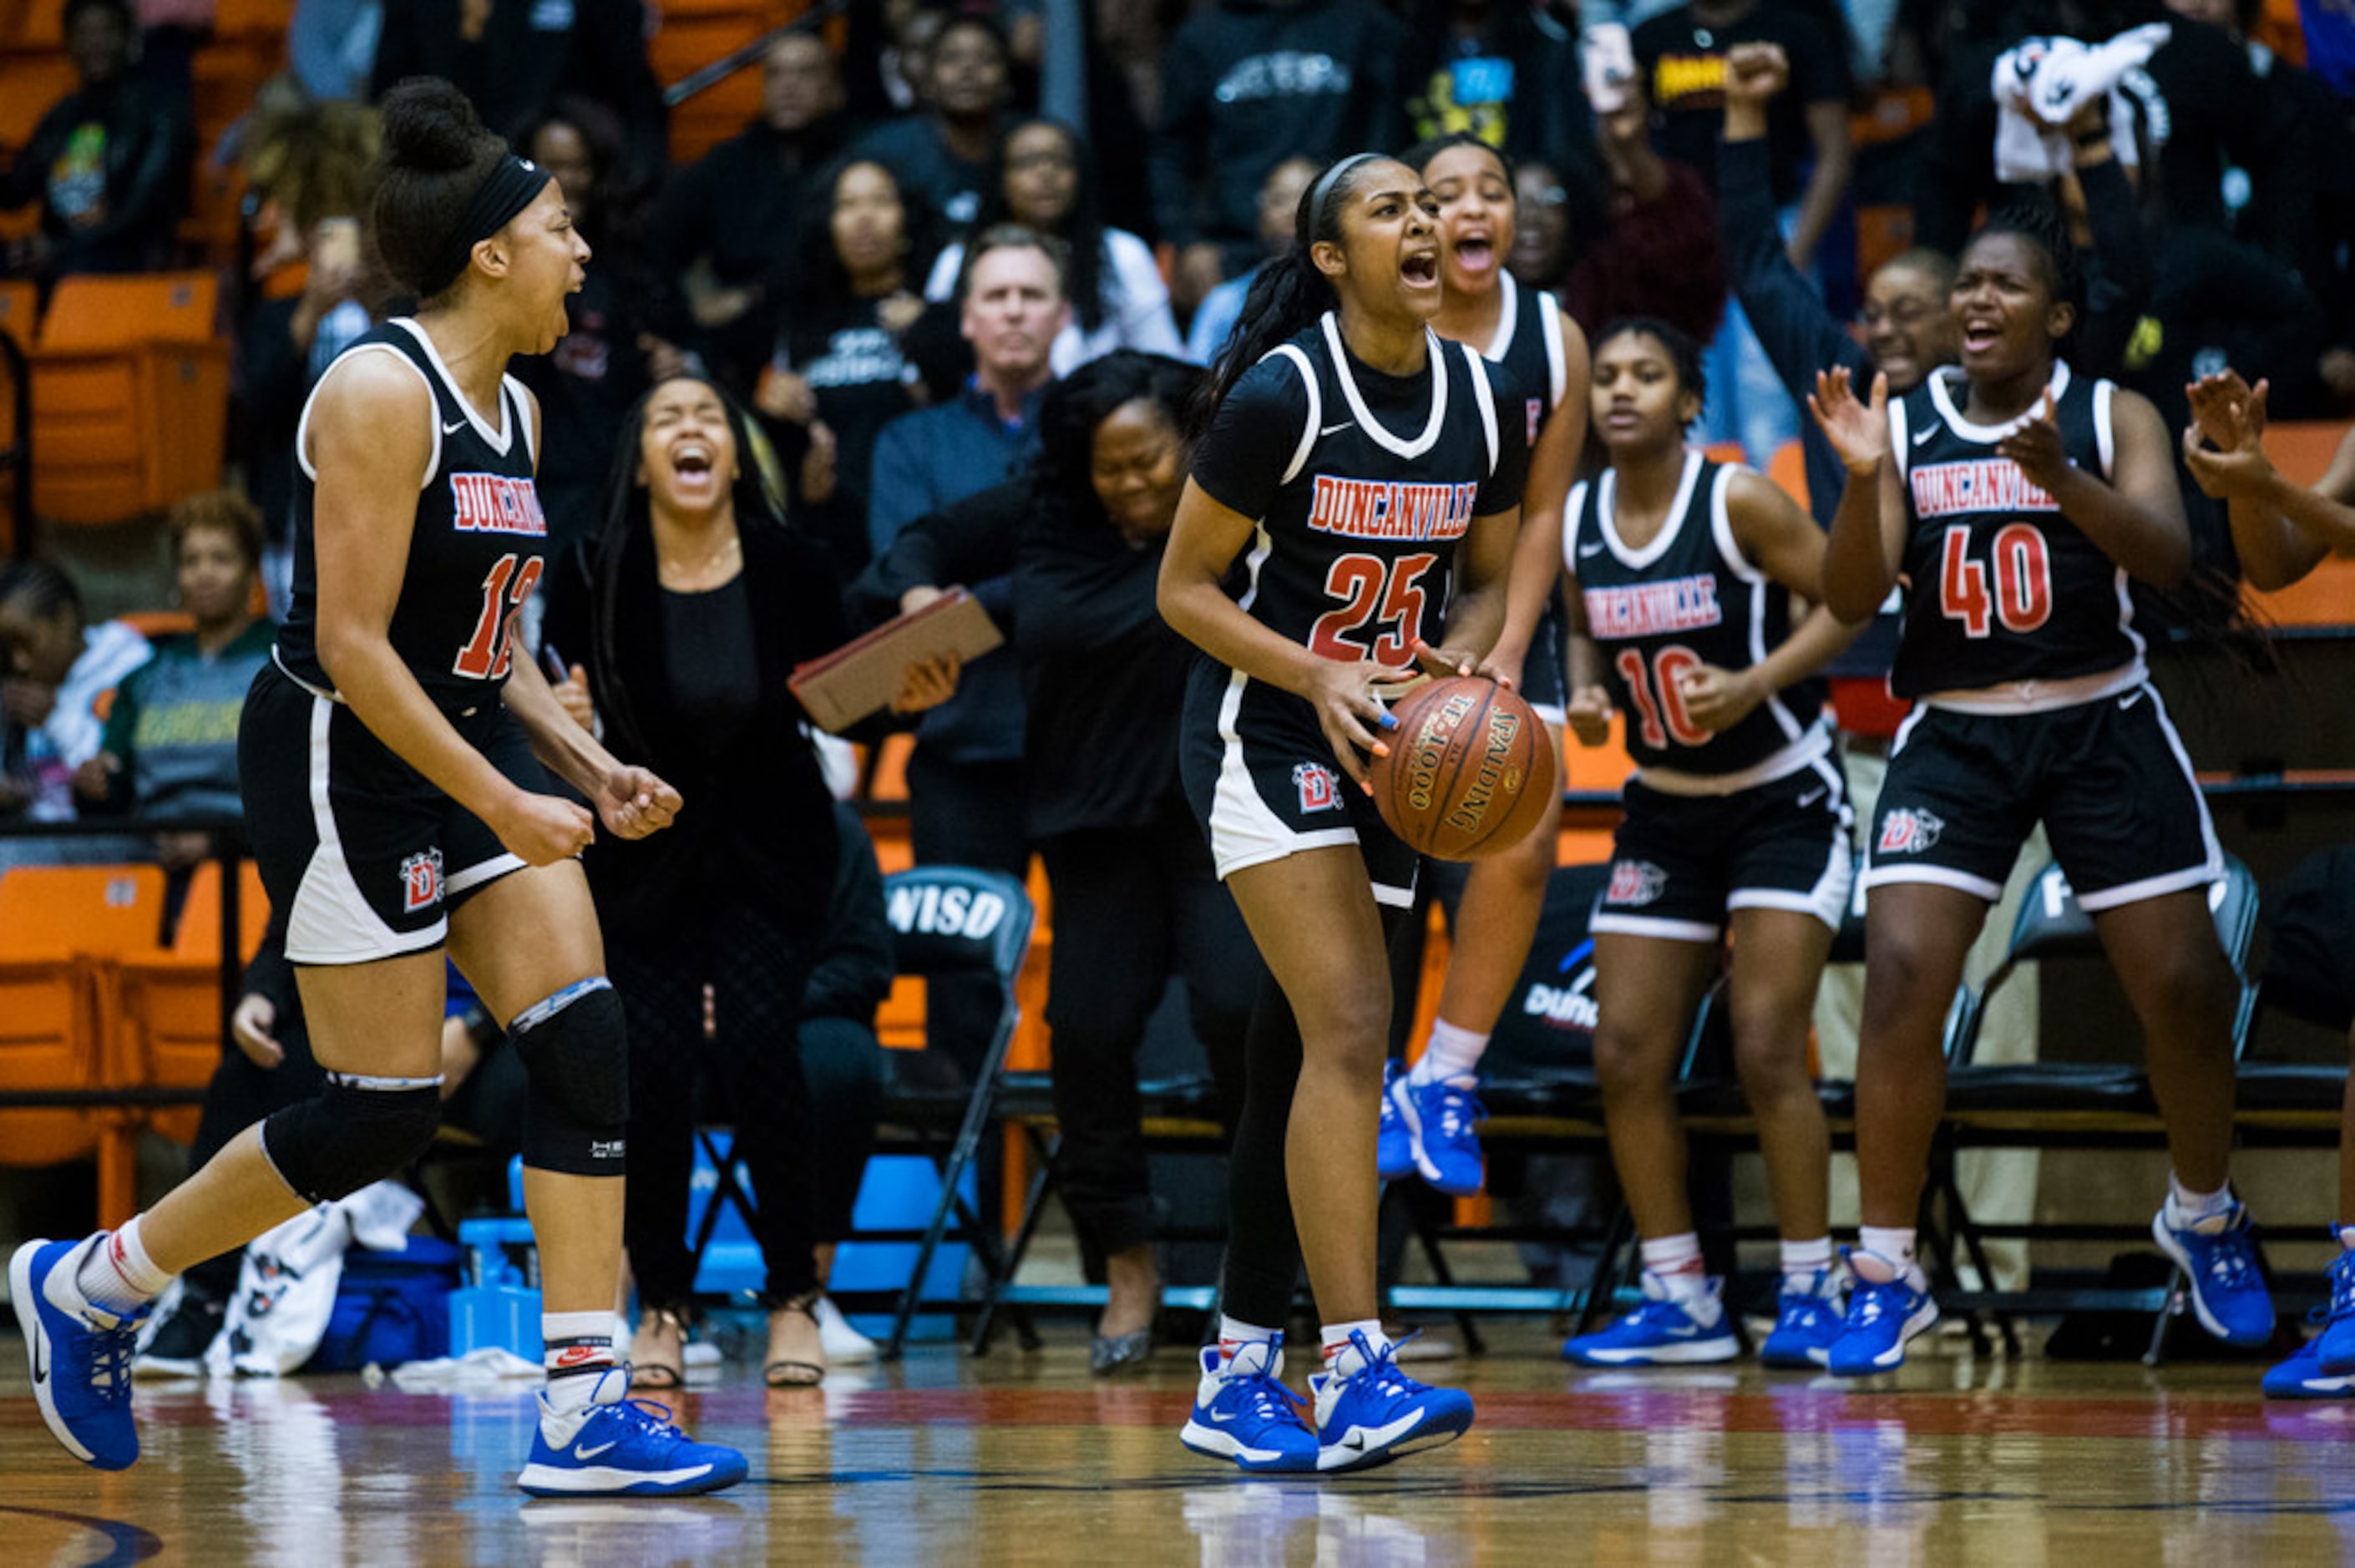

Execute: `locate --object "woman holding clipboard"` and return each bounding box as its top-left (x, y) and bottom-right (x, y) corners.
top-left (540, 373), bottom-right (954, 1388)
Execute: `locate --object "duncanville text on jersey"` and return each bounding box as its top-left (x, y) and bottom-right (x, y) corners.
top-left (1907, 458), bottom-right (2059, 520)
top-left (449, 472), bottom-right (549, 535)
top-left (1583, 575), bottom-right (1724, 639)
top-left (1306, 477), bottom-right (1480, 542)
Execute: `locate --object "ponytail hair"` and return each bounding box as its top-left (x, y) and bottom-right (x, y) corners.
top-left (1186, 152), bottom-right (1385, 438)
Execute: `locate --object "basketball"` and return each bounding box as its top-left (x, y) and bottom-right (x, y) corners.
top-left (1370, 676), bottom-right (1556, 860)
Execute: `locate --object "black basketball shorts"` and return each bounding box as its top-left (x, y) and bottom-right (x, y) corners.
top-left (1861, 681), bottom-right (2221, 911)
top-left (1592, 750), bottom-right (1855, 941)
top-left (1180, 659), bottom-right (1419, 910)
top-left (241, 660), bottom-right (547, 964)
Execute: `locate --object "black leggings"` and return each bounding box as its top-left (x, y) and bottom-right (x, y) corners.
top-left (1218, 903), bottom-right (1408, 1329)
top-left (1038, 817), bottom-right (1258, 1257)
top-left (611, 910), bottom-right (821, 1308)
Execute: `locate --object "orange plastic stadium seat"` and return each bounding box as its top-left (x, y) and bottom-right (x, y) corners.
top-left (0, 951), bottom-right (101, 1171)
top-left (1766, 438), bottom-right (1808, 508)
top-left (2238, 422), bottom-right (2355, 630)
top-left (33, 271), bottom-right (230, 522)
top-left (0, 276), bottom-right (34, 346)
top-left (210, 0), bottom-right (296, 39)
top-left (650, 3), bottom-right (798, 164)
top-left (1856, 204), bottom-right (1917, 285)
top-left (0, 0), bottom-right (63, 47)
top-left (1699, 439), bottom-right (1749, 468)
top-left (1562, 712), bottom-right (1636, 796)
top-left (0, 51), bottom-right (77, 155)
top-left (111, 858), bottom-right (266, 1150)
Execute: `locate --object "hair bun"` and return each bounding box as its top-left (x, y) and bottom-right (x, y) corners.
top-left (379, 78), bottom-right (489, 175)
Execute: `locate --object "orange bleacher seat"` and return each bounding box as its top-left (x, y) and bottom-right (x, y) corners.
top-left (2238, 422), bottom-right (2355, 630)
top-left (650, 2), bottom-right (802, 164)
top-left (211, 0), bottom-right (296, 39)
top-left (1699, 439), bottom-right (1749, 468)
top-left (1856, 203), bottom-right (1917, 286)
top-left (0, 49), bottom-right (78, 154)
top-left (0, 276), bottom-right (34, 345)
top-left (1766, 438), bottom-right (1808, 508)
top-left (115, 861), bottom-right (268, 1148)
top-left (0, 0), bottom-right (63, 47)
top-left (33, 271), bottom-right (230, 522)
top-left (1562, 711), bottom-right (1636, 797)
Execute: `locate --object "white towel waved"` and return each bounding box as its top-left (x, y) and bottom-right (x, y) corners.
top-left (1991, 24), bottom-right (2170, 182)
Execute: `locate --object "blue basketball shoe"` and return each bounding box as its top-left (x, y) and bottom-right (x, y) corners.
top-left (519, 1371), bottom-right (748, 1496)
top-left (2150, 1198), bottom-right (2275, 1348)
top-left (1309, 1331), bottom-right (1474, 1472)
top-left (2309, 1248), bottom-right (2355, 1374)
top-left (1561, 1272), bottom-right (1739, 1366)
top-left (1376, 1061), bottom-right (1416, 1182)
top-left (1179, 1338), bottom-right (1318, 1473)
top-left (1759, 1267), bottom-right (1847, 1369)
top-left (1824, 1251), bottom-right (1938, 1377)
top-left (1390, 1070), bottom-right (1486, 1196)
top-left (11, 1237), bottom-right (149, 1470)
top-left (2264, 1335), bottom-right (2355, 1399)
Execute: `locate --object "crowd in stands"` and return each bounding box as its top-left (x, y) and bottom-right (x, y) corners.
top-left (1, 0), bottom-right (2352, 1380)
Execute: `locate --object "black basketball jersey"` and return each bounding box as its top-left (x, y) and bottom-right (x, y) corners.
top-left (276, 319), bottom-right (546, 708)
top-left (1565, 453), bottom-right (1826, 780)
top-left (1889, 362), bottom-right (2142, 699)
top-left (1190, 312), bottom-right (1525, 678)
top-left (1476, 271), bottom-right (1571, 453)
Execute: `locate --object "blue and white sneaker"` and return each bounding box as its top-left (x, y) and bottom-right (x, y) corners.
top-left (1309, 1331), bottom-right (1474, 1472)
top-left (2264, 1333), bottom-right (2355, 1399)
top-left (1824, 1250), bottom-right (1938, 1376)
top-left (1561, 1272), bottom-right (1739, 1366)
top-left (2150, 1199), bottom-right (2276, 1348)
top-left (1759, 1267), bottom-right (1847, 1369)
top-left (11, 1237), bottom-right (149, 1471)
top-left (1179, 1338), bottom-right (1318, 1473)
top-left (1390, 1070), bottom-right (1486, 1196)
top-left (1376, 1061), bottom-right (1416, 1182)
top-left (2310, 1248), bottom-right (2355, 1374)
top-left (518, 1372), bottom-right (748, 1496)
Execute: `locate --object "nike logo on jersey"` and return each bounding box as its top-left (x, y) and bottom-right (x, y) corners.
top-left (1797, 787), bottom-right (1829, 809)
top-left (443, 419), bottom-right (467, 435)
top-left (1320, 421), bottom-right (1355, 438)
top-left (574, 1440), bottom-right (618, 1460)
top-left (1912, 423), bottom-right (1939, 446)
top-left (2118, 689), bottom-right (2145, 711)
top-left (1578, 541), bottom-right (1608, 558)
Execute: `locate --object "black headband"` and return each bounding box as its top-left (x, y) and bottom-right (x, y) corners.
top-left (420, 154), bottom-right (554, 298)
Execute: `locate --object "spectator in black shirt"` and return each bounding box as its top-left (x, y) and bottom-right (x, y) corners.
top-left (850, 352), bottom-right (1260, 1375)
top-left (752, 157), bottom-right (939, 594)
top-left (372, 0), bottom-right (668, 188)
top-left (853, 13), bottom-right (1020, 233)
top-left (651, 29), bottom-right (858, 392)
top-left (0, 0), bottom-right (190, 281)
top-left (1148, 0), bottom-right (1410, 310)
top-left (1403, 0), bottom-right (1606, 181)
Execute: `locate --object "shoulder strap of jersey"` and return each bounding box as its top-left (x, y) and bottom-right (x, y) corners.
top-left (296, 337), bottom-right (441, 491)
top-left (506, 376), bottom-right (537, 467)
top-left (1462, 340), bottom-right (1499, 478)
top-left (1537, 291), bottom-right (1568, 409)
top-left (1264, 343), bottom-right (1323, 486)
top-left (1889, 390), bottom-right (1914, 483)
top-left (1563, 476), bottom-right (1591, 564)
top-left (2091, 377), bottom-right (2115, 482)
top-left (1704, 460), bottom-right (1766, 584)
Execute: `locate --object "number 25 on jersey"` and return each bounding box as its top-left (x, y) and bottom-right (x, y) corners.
top-left (1939, 524), bottom-right (2051, 638)
top-left (1309, 552), bottom-right (1440, 667)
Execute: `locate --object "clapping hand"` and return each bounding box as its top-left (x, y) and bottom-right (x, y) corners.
top-left (1806, 367), bottom-right (1890, 477)
top-left (1996, 391), bottom-right (2070, 494)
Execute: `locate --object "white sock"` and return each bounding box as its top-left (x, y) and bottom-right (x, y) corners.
top-left (2166, 1173), bottom-right (2234, 1227)
top-left (1854, 1227), bottom-right (1921, 1286)
top-left (1780, 1236), bottom-right (1835, 1292)
top-left (1410, 1019), bottom-right (1488, 1085)
top-left (74, 1217), bottom-right (174, 1316)
top-left (1216, 1315), bottom-right (1280, 1374)
top-left (543, 1310), bottom-right (620, 1414)
top-left (1320, 1318), bottom-right (1388, 1378)
top-left (1638, 1232), bottom-right (1704, 1279)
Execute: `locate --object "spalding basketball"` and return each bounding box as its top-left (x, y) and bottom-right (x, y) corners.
top-left (1370, 676), bottom-right (1556, 860)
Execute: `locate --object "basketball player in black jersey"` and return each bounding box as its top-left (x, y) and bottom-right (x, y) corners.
top-left (2182, 368), bottom-right (2355, 1397)
top-left (10, 80), bottom-right (745, 1495)
top-left (1159, 152), bottom-right (1527, 1473)
top-left (1546, 320), bottom-right (1864, 1370)
top-left (1371, 133), bottom-right (1592, 1199)
top-left (1813, 218), bottom-right (2273, 1376)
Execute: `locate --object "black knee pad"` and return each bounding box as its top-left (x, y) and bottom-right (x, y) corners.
top-left (261, 1075), bottom-right (443, 1205)
top-left (511, 978), bottom-right (629, 1176)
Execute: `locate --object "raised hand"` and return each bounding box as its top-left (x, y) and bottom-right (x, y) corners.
top-left (1997, 390), bottom-right (2069, 494)
top-left (2185, 370), bottom-right (2267, 455)
top-left (1807, 367), bottom-right (1890, 475)
top-left (1724, 42), bottom-right (1790, 105)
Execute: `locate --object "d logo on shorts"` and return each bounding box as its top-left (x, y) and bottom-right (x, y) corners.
top-left (400, 849), bottom-right (444, 914)
top-left (1294, 761), bottom-right (1341, 814)
top-left (1878, 807), bottom-right (1945, 856)
top-left (1606, 859), bottom-right (1667, 906)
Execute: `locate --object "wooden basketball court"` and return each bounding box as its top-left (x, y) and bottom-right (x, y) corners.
top-left (4, 1322), bottom-right (2349, 1564)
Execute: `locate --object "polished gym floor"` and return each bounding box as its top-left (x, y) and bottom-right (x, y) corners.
top-left (3, 1321), bottom-right (2350, 1565)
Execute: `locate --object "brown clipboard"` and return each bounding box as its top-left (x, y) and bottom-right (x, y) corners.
top-left (788, 588), bottom-right (1003, 733)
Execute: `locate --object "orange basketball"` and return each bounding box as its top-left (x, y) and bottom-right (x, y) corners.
top-left (1369, 676), bottom-right (1556, 860)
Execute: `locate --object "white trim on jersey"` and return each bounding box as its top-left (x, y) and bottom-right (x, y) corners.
top-left (1590, 912), bottom-right (1724, 943)
top-left (392, 316), bottom-right (514, 453)
top-left (1705, 463), bottom-right (1807, 748)
top-left (1266, 344), bottom-right (1324, 486)
top-left (1537, 290), bottom-right (1568, 409)
top-left (1561, 478), bottom-right (1590, 574)
top-left (1925, 361), bottom-right (2072, 443)
top-left (509, 375), bottom-right (538, 466)
top-left (296, 341), bottom-right (439, 489)
top-left (286, 691), bottom-right (447, 965)
top-left (1480, 271), bottom-right (1520, 362)
top-left (1320, 313), bottom-right (1451, 460)
top-left (2091, 377), bottom-right (2115, 481)
top-left (1234, 522), bottom-right (1275, 615)
top-left (1597, 449), bottom-right (1704, 571)
top-left (1889, 392), bottom-right (1912, 482)
top-left (1462, 341), bottom-right (1500, 477)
